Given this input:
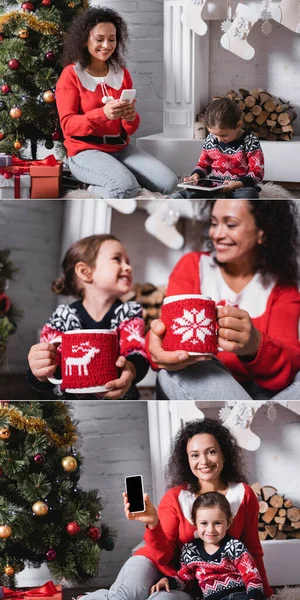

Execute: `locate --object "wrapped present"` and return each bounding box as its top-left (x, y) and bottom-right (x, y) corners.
top-left (0, 167), bottom-right (31, 199)
top-left (0, 153), bottom-right (12, 167)
top-left (12, 155), bottom-right (63, 199)
top-left (3, 582), bottom-right (62, 600)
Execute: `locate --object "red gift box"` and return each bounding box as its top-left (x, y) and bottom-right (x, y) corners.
top-left (12, 156), bottom-right (63, 199)
top-left (3, 582), bottom-right (62, 600)
top-left (0, 165), bottom-right (31, 199)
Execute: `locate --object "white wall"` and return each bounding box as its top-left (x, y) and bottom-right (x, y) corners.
top-left (0, 200), bottom-right (64, 372)
top-left (73, 401), bottom-right (153, 588)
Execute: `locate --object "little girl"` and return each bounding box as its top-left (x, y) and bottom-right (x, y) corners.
top-left (173, 97), bottom-right (264, 199)
top-left (151, 491), bottom-right (266, 600)
top-left (27, 234), bottom-right (148, 399)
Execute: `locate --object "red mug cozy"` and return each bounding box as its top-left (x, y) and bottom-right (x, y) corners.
top-left (161, 294), bottom-right (218, 355)
top-left (48, 329), bottom-right (118, 393)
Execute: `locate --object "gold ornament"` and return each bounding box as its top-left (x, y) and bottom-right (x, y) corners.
top-left (14, 140), bottom-right (22, 149)
top-left (61, 456), bottom-right (77, 472)
top-left (18, 29), bottom-right (29, 38)
top-left (68, 2), bottom-right (74, 7)
top-left (0, 427), bottom-right (10, 439)
top-left (0, 524), bottom-right (12, 538)
top-left (43, 90), bottom-right (55, 103)
top-left (4, 565), bottom-right (14, 576)
top-left (32, 501), bottom-right (48, 516)
top-left (10, 107), bottom-right (22, 119)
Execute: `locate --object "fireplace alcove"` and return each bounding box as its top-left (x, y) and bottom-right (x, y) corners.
top-left (137, 0), bottom-right (300, 183)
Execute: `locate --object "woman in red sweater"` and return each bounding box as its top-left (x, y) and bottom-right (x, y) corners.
top-left (149, 199), bottom-right (300, 400)
top-left (87, 418), bottom-right (272, 599)
top-left (56, 7), bottom-right (178, 200)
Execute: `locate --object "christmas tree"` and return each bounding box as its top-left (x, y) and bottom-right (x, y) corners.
top-left (0, 249), bottom-right (22, 367)
top-left (0, 0), bottom-right (87, 159)
top-left (0, 401), bottom-right (115, 586)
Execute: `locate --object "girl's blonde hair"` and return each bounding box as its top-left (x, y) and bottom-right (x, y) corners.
top-left (52, 234), bottom-right (120, 298)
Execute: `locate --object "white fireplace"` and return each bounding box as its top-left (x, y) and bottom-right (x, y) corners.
top-left (137, 0), bottom-right (300, 182)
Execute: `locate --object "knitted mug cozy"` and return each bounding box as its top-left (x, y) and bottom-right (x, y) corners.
top-left (161, 295), bottom-right (218, 355)
top-left (48, 330), bottom-right (118, 393)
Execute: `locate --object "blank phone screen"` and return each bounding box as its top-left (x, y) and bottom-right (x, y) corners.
top-left (126, 476), bottom-right (144, 512)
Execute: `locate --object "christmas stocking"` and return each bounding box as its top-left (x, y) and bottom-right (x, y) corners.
top-left (181, 0), bottom-right (208, 36)
top-left (220, 402), bottom-right (263, 451)
top-left (272, 0), bottom-right (300, 33)
top-left (220, 3), bottom-right (259, 60)
top-left (105, 198), bottom-right (137, 214)
top-left (144, 201), bottom-right (184, 250)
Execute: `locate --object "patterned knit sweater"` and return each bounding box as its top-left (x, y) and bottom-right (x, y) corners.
top-left (169, 535), bottom-right (265, 600)
top-left (192, 130), bottom-right (264, 188)
top-left (27, 299), bottom-right (148, 399)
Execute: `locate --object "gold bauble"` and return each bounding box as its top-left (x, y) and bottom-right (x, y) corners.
top-left (61, 456), bottom-right (77, 472)
top-left (43, 90), bottom-right (55, 103)
top-left (4, 565), bottom-right (14, 576)
top-left (10, 107), bottom-right (22, 119)
top-left (18, 29), bottom-right (29, 38)
top-left (32, 501), bottom-right (48, 516)
top-left (0, 427), bottom-right (10, 439)
top-left (14, 140), bottom-right (22, 150)
top-left (0, 524), bottom-right (12, 538)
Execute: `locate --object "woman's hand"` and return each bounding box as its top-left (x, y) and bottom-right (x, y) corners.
top-left (101, 356), bottom-right (136, 399)
top-left (183, 172), bottom-right (200, 183)
top-left (28, 342), bottom-right (58, 382)
top-left (150, 578), bottom-right (170, 594)
top-left (121, 99), bottom-right (137, 122)
top-left (222, 180), bottom-right (244, 191)
top-left (103, 99), bottom-right (132, 120)
top-left (149, 319), bottom-right (212, 371)
top-left (123, 492), bottom-right (159, 528)
top-left (217, 305), bottom-right (261, 358)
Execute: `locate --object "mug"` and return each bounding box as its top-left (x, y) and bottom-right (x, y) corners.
top-left (48, 329), bottom-right (119, 393)
top-left (161, 294), bottom-right (218, 355)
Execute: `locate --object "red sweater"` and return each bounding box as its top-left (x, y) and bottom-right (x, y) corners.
top-left (135, 483), bottom-right (272, 598)
top-left (56, 64), bottom-right (140, 157)
top-left (165, 252), bottom-right (300, 392)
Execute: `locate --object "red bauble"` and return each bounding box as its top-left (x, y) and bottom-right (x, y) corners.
top-left (66, 521), bottom-right (80, 536)
top-left (42, 0), bottom-right (51, 5)
top-left (87, 526), bottom-right (101, 542)
top-left (0, 34), bottom-right (5, 42)
top-left (0, 293), bottom-right (11, 315)
top-left (34, 453), bottom-right (45, 464)
top-left (51, 130), bottom-right (61, 141)
top-left (8, 59), bottom-right (20, 70)
top-left (46, 549), bottom-right (56, 561)
top-left (0, 466), bottom-right (4, 476)
top-left (1, 84), bottom-right (11, 94)
top-left (45, 51), bottom-right (55, 61)
top-left (21, 2), bottom-right (34, 9)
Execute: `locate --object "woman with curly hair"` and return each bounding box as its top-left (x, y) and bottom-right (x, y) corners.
top-left (148, 199), bottom-right (300, 400)
top-left (56, 7), bottom-right (177, 199)
top-left (84, 418), bottom-right (272, 599)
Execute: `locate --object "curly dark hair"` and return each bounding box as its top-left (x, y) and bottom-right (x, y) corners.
top-left (165, 418), bottom-right (248, 494)
top-left (62, 7), bottom-right (128, 69)
top-left (191, 491), bottom-right (232, 525)
top-left (201, 200), bottom-right (300, 285)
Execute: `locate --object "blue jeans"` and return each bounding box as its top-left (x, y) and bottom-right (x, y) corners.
top-left (68, 145), bottom-right (178, 198)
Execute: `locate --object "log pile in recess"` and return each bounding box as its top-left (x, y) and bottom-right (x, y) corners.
top-left (251, 482), bottom-right (300, 541)
top-left (214, 89), bottom-right (297, 141)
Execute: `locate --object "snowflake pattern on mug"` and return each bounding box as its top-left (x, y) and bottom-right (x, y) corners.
top-left (171, 308), bottom-right (214, 345)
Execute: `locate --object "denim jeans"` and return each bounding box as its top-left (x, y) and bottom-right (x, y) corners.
top-left (156, 357), bottom-right (300, 400)
top-left (81, 556), bottom-right (193, 600)
top-left (68, 145), bottom-right (178, 198)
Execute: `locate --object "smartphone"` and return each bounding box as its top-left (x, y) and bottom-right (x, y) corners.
top-left (119, 89), bottom-right (136, 103)
top-left (178, 179), bottom-right (226, 191)
top-left (125, 475), bottom-right (145, 513)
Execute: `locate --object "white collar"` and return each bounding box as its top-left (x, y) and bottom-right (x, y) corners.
top-left (73, 63), bottom-right (124, 91)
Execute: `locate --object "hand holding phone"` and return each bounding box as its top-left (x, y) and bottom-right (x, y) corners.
top-left (119, 89), bottom-right (136, 103)
top-left (125, 475), bottom-right (145, 513)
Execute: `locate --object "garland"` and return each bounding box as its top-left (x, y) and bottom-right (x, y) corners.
top-left (0, 10), bottom-right (60, 34)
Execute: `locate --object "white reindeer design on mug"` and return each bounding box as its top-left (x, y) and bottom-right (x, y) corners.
top-left (66, 342), bottom-right (100, 377)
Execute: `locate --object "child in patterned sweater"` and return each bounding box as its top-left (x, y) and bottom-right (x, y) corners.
top-left (173, 97), bottom-right (264, 199)
top-left (27, 234), bottom-right (148, 399)
top-left (151, 491), bottom-right (266, 600)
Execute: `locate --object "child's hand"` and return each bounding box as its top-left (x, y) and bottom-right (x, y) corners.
top-left (101, 356), bottom-right (136, 399)
top-left (123, 492), bottom-right (159, 527)
top-left (183, 173), bottom-right (200, 183)
top-left (28, 342), bottom-right (58, 382)
top-left (150, 578), bottom-right (170, 594)
top-left (222, 180), bottom-right (244, 191)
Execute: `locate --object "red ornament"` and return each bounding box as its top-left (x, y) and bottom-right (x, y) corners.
top-left (1, 85), bottom-right (10, 94)
top-left (45, 51), bottom-right (55, 61)
top-left (87, 526), bottom-right (101, 542)
top-left (0, 467), bottom-right (4, 476)
top-left (51, 130), bottom-right (61, 141)
top-left (0, 293), bottom-right (11, 315)
top-left (10, 107), bottom-right (22, 119)
top-left (66, 521), bottom-right (80, 536)
top-left (8, 59), bottom-right (20, 70)
top-left (42, 0), bottom-right (51, 5)
top-left (21, 2), bottom-right (34, 9)
top-left (0, 34), bottom-right (5, 42)
top-left (34, 453), bottom-right (45, 464)
top-left (46, 549), bottom-right (56, 561)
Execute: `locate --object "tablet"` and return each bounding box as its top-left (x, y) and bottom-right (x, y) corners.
top-left (178, 179), bottom-right (226, 191)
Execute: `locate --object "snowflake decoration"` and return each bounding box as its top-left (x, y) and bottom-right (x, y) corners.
top-left (219, 402), bottom-right (253, 428)
top-left (221, 18), bottom-right (233, 33)
top-left (219, 405), bottom-right (232, 421)
top-left (171, 307), bottom-right (214, 345)
top-left (261, 20), bottom-right (272, 35)
top-left (232, 17), bottom-right (250, 40)
top-left (267, 402), bottom-right (278, 422)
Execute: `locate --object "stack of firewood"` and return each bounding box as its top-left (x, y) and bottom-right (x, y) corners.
top-left (251, 483), bottom-right (300, 541)
top-left (213, 88), bottom-right (297, 140)
top-left (121, 283), bottom-right (166, 332)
